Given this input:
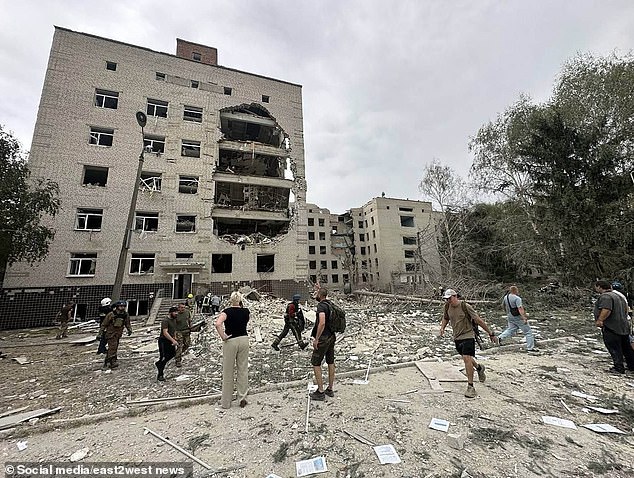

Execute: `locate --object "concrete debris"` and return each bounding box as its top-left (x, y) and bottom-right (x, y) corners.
top-left (69, 447), bottom-right (89, 462)
top-left (17, 440), bottom-right (28, 451)
top-left (447, 432), bottom-right (465, 450)
top-left (0, 407), bottom-right (61, 430)
top-left (12, 356), bottom-right (30, 365)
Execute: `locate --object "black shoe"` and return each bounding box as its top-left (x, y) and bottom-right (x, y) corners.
top-left (157, 375), bottom-right (165, 381)
top-left (271, 342), bottom-right (280, 351)
top-left (310, 390), bottom-right (325, 401)
top-left (608, 367), bottom-right (625, 375)
top-left (299, 342), bottom-right (308, 350)
top-left (324, 388), bottom-right (335, 397)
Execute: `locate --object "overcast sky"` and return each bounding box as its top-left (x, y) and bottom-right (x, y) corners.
top-left (1, 1), bottom-right (634, 213)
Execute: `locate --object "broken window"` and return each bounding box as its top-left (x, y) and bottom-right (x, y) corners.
top-left (309, 260), bottom-right (316, 270)
top-left (95, 89), bottom-right (119, 109)
top-left (257, 254), bottom-right (274, 273)
top-left (106, 61), bottom-right (117, 71)
top-left (192, 51), bottom-right (202, 61)
top-left (361, 260), bottom-right (368, 269)
top-left (183, 105), bottom-right (203, 122)
top-left (403, 236), bottom-right (417, 245)
top-left (332, 275), bottom-right (339, 283)
top-left (215, 218), bottom-right (288, 237)
top-left (320, 246), bottom-right (326, 255)
top-left (310, 275), bottom-right (317, 284)
top-left (405, 263), bottom-right (416, 272)
top-left (75, 208), bottom-right (103, 231)
top-left (224, 87), bottom-right (232, 95)
top-left (212, 254), bottom-right (233, 273)
top-left (156, 72), bottom-right (166, 81)
top-left (319, 232), bottom-right (325, 241)
top-left (400, 216), bottom-right (415, 227)
top-left (89, 127), bottom-right (114, 146)
top-left (262, 95), bottom-right (270, 103)
top-left (308, 218), bottom-right (314, 226)
top-left (68, 253), bottom-right (97, 276)
top-left (359, 234), bottom-right (365, 242)
top-left (140, 172), bottom-right (162, 192)
top-left (214, 182), bottom-right (289, 211)
top-left (320, 260), bottom-right (327, 269)
top-left (176, 253), bottom-right (193, 260)
top-left (331, 261), bottom-right (338, 269)
top-left (219, 104), bottom-right (282, 146)
top-left (144, 135), bottom-right (165, 154)
top-left (360, 247), bottom-right (366, 255)
top-left (178, 176), bottom-right (199, 194)
top-left (308, 232), bottom-right (315, 240)
top-left (176, 215), bottom-right (196, 233)
top-left (320, 275), bottom-right (328, 284)
top-left (218, 149), bottom-right (285, 178)
top-left (134, 212), bottom-right (159, 232)
top-left (181, 140), bottom-right (201, 157)
top-left (343, 273), bottom-right (349, 282)
top-left (399, 207), bottom-right (413, 212)
top-left (318, 218), bottom-right (325, 227)
top-left (358, 221), bottom-right (363, 228)
top-left (191, 80), bottom-right (199, 89)
top-left (332, 226), bottom-right (338, 233)
top-left (83, 166), bottom-right (108, 187)
top-left (147, 98), bottom-right (168, 118)
top-left (362, 273), bottom-right (368, 283)
top-left (130, 253), bottom-right (155, 274)
top-left (404, 250), bottom-right (416, 259)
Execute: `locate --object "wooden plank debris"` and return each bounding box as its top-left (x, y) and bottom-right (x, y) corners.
top-left (0, 407), bottom-right (61, 430)
top-left (127, 392), bottom-right (218, 405)
top-left (0, 407), bottom-right (30, 419)
top-left (143, 427), bottom-right (212, 469)
top-left (343, 429), bottom-right (376, 446)
top-left (69, 336), bottom-right (97, 345)
top-left (415, 361), bottom-right (467, 382)
top-left (414, 361), bottom-right (449, 393)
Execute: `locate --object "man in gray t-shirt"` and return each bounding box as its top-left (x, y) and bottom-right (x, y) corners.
top-left (594, 280), bottom-right (634, 374)
top-left (498, 286), bottom-right (537, 352)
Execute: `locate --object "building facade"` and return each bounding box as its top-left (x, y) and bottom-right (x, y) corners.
top-left (306, 197), bottom-right (440, 292)
top-left (1, 27), bottom-right (308, 328)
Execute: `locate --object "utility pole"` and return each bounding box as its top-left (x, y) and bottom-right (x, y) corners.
top-left (111, 112), bottom-right (147, 302)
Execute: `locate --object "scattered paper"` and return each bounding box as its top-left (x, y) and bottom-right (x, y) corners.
top-left (587, 406), bottom-right (618, 415)
top-left (542, 416), bottom-right (577, 429)
top-left (353, 379), bottom-right (369, 385)
top-left (174, 375), bottom-right (191, 382)
top-left (429, 418), bottom-right (450, 432)
top-left (266, 474), bottom-right (283, 478)
top-left (307, 383), bottom-right (318, 393)
top-left (374, 444), bottom-right (401, 464)
top-left (17, 440), bottom-right (28, 451)
top-left (582, 423), bottom-right (626, 434)
top-left (571, 391), bottom-right (598, 401)
top-left (296, 456), bottom-right (327, 477)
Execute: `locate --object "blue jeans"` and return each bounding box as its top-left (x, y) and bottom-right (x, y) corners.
top-left (499, 316), bottom-right (535, 350)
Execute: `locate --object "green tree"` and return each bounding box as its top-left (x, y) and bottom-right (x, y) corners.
top-left (0, 126), bottom-right (60, 280)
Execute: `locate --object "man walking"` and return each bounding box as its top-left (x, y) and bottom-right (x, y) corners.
top-left (594, 280), bottom-right (634, 374)
top-left (440, 289), bottom-right (496, 398)
top-left (498, 285), bottom-right (538, 352)
top-left (155, 306), bottom-right (179, 381)
top-left (55, 301), bottom-right (74, 339)
top-left (174, 302), bottom-right (192, 367)
top-left (211, 295), bottom-right (220, 314)
top-left (97, 300), bottom-right (132, 369)
top-left (309, 288), bottom-right (336, 401)
top-left (272, 294), bottom-right (308, 351)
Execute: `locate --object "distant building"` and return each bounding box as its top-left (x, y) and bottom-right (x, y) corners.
top-left (1, 27), bottom-right (307, 328)
top-left (306, 197), bottom-right (440, 292)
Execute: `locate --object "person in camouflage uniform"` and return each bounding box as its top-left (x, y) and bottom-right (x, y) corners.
top-left (98, 300), bottom-right (132, 369)
top-left (55, 301), bottom-right (74, 339)
top-left (174, 302), bottom-right (192, 367)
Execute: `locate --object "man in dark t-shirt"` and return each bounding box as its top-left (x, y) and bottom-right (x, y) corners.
top-left (594, 280), bottom-right (634, 374)
top-left (155, 306), bottom-right (179, 381)
top-left (309, 288), bottom-right (336, 401)
top-left (174, 302), bottom-right (192, 367)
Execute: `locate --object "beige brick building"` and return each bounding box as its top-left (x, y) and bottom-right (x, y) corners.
top-left (306, 197), bottom-right (440, 292)
top-left (1, 27), bottom-right (308, 327)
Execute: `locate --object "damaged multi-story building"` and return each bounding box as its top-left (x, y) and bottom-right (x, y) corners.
top-left (1, 27), bottom-right (308, 328)
top-left (306, 197), bottom-right (440, 293)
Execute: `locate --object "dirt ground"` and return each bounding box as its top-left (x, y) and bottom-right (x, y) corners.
top-left (1, 294), bottom-right (634, 477)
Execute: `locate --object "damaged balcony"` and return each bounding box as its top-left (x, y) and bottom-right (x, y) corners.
top-left (218, 148), bottom-right (287, 178)
top-left (219, 104), bottom-right (284, 147)
top-left (214, 218), bottom-right (289, 243)
top-left (214, 182), bottom-right (290, 213)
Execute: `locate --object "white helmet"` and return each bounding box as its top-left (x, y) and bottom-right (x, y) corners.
top-left (101, 297), bottom-right (112, 307)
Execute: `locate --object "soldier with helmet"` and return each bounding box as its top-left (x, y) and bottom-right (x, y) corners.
top-left (96, 297), bottom-right (112, 355)
top-left (97, 300), bottom-right (132, 369)
top-left (272, 294), bottom-right (307, 351)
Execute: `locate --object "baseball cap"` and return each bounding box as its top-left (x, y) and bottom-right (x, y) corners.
top-left (442, 289), bottom-right (457, 299)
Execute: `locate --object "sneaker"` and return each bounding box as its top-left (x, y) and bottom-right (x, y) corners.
top-left (309, 390), bottom-right (326, 401)
top-left (608, 367), bottom-right (625, 375)
top-left (464, 385), bottom-right (477, 398)
top-left (476, 364), bottom-right (486, 383)
top-left (239, 399), bottom-right (248, 408)
top-left (271, 342), bottom-right (280, 351)
top-left (324, 388), bottom-right (335, 397)
top-left (299, 342), bottom-right (308, 350)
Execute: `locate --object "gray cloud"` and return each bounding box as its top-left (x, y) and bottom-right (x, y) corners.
top-left (1, 0), bottom-right (634, 213)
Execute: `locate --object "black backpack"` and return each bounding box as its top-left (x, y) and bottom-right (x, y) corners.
top-left (325, 300), bottom-right (346, 333)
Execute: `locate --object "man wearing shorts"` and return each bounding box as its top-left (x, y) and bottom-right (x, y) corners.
top-left (440, 289), bottom-right (496, 398)
top-left (309, 288), bottom-right (336, 401)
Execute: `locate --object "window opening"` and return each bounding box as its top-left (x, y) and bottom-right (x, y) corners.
top-left (183, 105), bottom-right (203, 122)
top-left (223, 87), bottom-right (232, 95)
top-left (319, 246), bottom-right (326, 254)
top-left (143, 135), bottom-right (165, 154)
top-left (308, 246), bottom-right (315, 255)
top-left (95, 89), bottom-right (118, 109)
top-left (106, 61), bottom-right (117, 71)
top-left (181, 140), bottom-right (201, 157)
top-left (318, 218), bottom-right (325, 227)
top-left (89, 127), bottom-right (114, 147)
top-left (192, 52), bottom-right (202, 61)
top-left (191, 80), bottom-right (199, 89)
top-left (262, 95), bottom-right (270, 103)
top-left (156, 72), bottom-right (166, 81)
top-left (400, 216), bottom-right (415, 227)
top-left (83, 166), bottom-right (108, 187)
top-left (404, 250), bottom-right (416, 258)
top-left (257, 254), bottom-right (274, 273)
top-left (178, 176), bottom-right (199, 194)
top-left (139, 172), bottom-right (162, 193)
top-left (75, 208), bottom-right (103, 231)
top-left (319, 232), bottom-right (325, 241)
top-left (309, 260), bottom-right (317, 270)
top-left (147, 98), bottom-right (168, 118)
top-left (176, 215), bottom-right (196, 233)
top-left (130, 253), bottom-right (155, 274)
top-left (69, 253), bottom-right (97, 276)
top-left (331, 261), bottom-right (338, 269)
top-left (308, 232), bottom-right (315, 240)
top-left (134, 212), bottom-right (159, 232)
top-left (212, 254), bottom-right (233, 273)
top-left (308, 218), bottom-right (314, 226)
top-left (403, 236), bottom-right (417, 245)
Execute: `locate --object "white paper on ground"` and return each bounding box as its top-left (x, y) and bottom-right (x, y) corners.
top-left (352, 379), bottom-right (369, 385)
top-left (541, 416), bottom-right (577, 429)
top-left (307, 383), bottom-right (318, 393)
top-left (266, 474), bottom-right (283, 478)
top-left (17, 440), bottom-right (28, 451)
top-left (374, 444), bottom-right (401, 464)
top-left (586, 406), bottom-right (619, 414)
top-left (428, 418), bottom-right (450, 432)
top-left (582, 423), bottom-right (626, 434)
top-left (296, 456), bottom-right (327, 477)
top-left (571, 391), bottom-right (598, 401)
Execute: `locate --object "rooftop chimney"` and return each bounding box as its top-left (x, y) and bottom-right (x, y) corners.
top-left (176, 38), bottom-right (217, 66)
